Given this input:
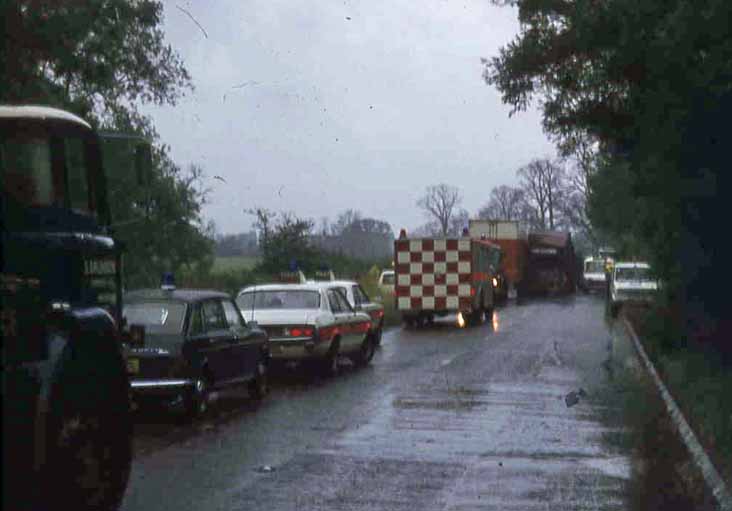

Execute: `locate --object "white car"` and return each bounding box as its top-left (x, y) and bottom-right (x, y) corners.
top-left (311, 279), bottom-right (385, 345)
top-left (236, 283), bottom-right (376, 375)
top-left (609, 262), bottom-right (659, 316)
top-left (377, 270), bottom-right (395, 296)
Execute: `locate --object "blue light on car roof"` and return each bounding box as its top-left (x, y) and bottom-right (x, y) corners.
top-left (161, 272), bottom-right (176, 291)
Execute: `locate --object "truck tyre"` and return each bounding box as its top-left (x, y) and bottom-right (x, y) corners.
top-left (415, 315), bottom-right (425, 328)
top-left (43, 341), bottom-right (132, 511)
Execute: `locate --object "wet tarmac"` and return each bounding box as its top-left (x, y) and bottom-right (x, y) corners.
top-left (121, 294), bottom-right (712, 510)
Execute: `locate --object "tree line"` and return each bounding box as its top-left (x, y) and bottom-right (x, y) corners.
top-left (412, 155), bottom-right (595, 254)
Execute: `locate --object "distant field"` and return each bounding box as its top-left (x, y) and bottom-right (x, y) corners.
top-left (212, 255), bottom-right (260, 274)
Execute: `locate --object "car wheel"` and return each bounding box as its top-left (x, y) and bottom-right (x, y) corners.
top-left (184, 378), bottom-right (210, 419)
top-left (318, 342), bottom-right (340, 377)
top-left (248, 360), bottom-right (269, 400)
top-left (375, 326), bottom-right (383, 346)
top-left (352, 334), bottom-right (376, 368)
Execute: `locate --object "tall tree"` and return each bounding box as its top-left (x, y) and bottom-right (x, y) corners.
top-left (1, 0), bottom-right (191, 119)
top-left (517, 159), bottom-right (566, 230)
top-left (477, 185), bottom-right (525, 221)
top-left (416, 184), bottom-right (463, 236)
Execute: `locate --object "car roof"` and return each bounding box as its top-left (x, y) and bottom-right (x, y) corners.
top-left (238, 283), bottom-right (323, 295)
top-left (124, 288), bottom-right (231, 303)
top-left (0, 105), bottom-right (92, 129)
top-left (614, 262), bottom-right (650, 269)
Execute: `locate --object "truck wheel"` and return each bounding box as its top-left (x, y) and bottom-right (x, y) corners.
top-left (44, 345), bottom-right (132, 511)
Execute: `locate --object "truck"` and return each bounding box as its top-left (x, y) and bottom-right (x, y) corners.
top-left (394, 232), bottom-right (500, 327)
top-left (2, 106), bottom-right (150, 510)
top-left (523, 230), bottom-right (578, 295)
top-left (468, 219), bottom-right (528, 301)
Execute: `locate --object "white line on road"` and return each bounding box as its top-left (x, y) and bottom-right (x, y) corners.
top-left (623, 317), bottom-right (732, 511)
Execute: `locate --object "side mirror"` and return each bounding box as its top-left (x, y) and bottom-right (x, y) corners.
top-left (134, 144), bottom-right (152, 186)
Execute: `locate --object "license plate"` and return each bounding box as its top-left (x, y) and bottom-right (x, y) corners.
top-left (126, 358), bottom-right (139, 374)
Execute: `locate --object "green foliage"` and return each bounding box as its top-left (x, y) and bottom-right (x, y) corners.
top-left (1, 0), bottom-right (191, 116)
top-left (487, 0), bottom-right (732, 353)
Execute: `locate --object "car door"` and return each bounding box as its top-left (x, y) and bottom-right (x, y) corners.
top-left (221, 298), bottom-right (259, 380)
top-left (330, 288), bottom-right (362, 352)
top-left (199, 299), bottom-right (236, 383)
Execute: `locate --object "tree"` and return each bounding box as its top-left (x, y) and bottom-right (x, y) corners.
top-left (448, 208), bottom-right (470, 236)
top-left (517, 159), bottom-right (566, 230)
top-left (477, 185), bottom-right (525, 221)
top-left (485, 0), bottom-right (732, 356)
top-left (416, 184), bottom-right (463, 236)
top-left (1, 0), bottom-right (191, 120)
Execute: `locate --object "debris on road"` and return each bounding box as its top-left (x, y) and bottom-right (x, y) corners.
top-left (565, 388), bottom-right (587, 407)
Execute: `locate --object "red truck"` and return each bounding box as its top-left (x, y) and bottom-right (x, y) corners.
top-left (394, 233), bottom-right (500, 327)
top-left (468, 220), bottom-right (528, 301)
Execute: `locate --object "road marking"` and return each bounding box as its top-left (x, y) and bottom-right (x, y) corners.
top-left (623, 317), bottom-right (732, 511)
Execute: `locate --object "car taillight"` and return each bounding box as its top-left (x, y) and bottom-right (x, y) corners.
top-left (370, 310), bottom-right (384, 320)
top-left (286, 326), bottom-right (314, 337)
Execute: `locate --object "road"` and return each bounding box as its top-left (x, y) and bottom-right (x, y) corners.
top-left (121, 294), bottom-right (683, 510)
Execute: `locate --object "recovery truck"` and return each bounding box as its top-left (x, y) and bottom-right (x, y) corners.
top-left (2, 106), bottom-right (150, 510)
top-left (394, 231), bottom-right (500, 327)
top-left (523, 230), bottom-right (578, 295)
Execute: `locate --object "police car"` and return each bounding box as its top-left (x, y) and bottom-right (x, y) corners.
top-left (236, 271), bottom-right (376, 375)
top-left (309, 270), bottom-right (385, 345)
top-left (122, 274), bottom-right (270, 418)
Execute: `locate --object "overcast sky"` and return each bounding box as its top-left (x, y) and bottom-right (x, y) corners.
top-left (143, 0), bottom-right (556, 235)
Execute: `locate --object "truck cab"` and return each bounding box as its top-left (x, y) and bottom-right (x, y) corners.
top-left (2, 106), bottom-right (149, 510)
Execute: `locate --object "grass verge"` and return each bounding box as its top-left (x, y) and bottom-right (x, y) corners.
top-left (625, 305), bottom-right (732, 490)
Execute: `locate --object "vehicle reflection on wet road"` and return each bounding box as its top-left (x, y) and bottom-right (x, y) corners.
top-left (121, 294), bottom-right (687, 511)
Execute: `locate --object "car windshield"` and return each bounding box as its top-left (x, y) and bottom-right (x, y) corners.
top-left (123, 302), bottom-right (187, 335)
top-left (615, 267), bottom-right (653, 282)
top-left (585, 261), bottom-right (604, 273)
top-left (236, 290), bottom-right (320, 310)
top-left (381, 273), bottom-right (395, 285)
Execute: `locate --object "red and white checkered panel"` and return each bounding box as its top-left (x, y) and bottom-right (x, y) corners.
top-left (394, 239), bottom-right (473, 311)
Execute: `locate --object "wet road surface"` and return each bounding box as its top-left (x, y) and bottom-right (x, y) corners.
top-left (121, 294), bottom-right (664, 510)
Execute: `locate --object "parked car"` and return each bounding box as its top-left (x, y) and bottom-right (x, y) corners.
top-left (378, 269), bottom-right (395, 296)
top-left (236, 282), bottom-right (376, 375)
top-left (608, 261), bottom-right (659, 316)
top-left (123, 285), bottom-right (269, 418)
top-left (309, 274), bottom-right (385, 345)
